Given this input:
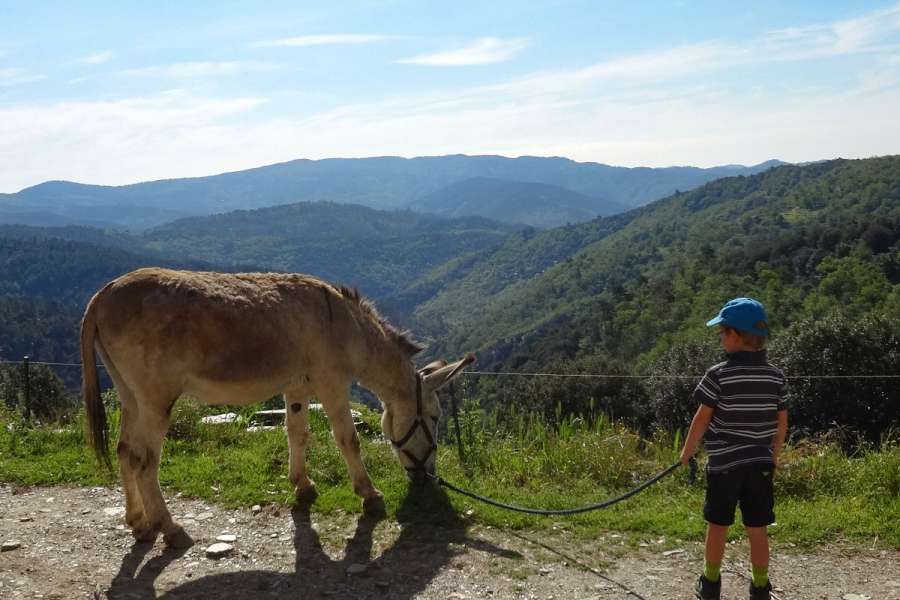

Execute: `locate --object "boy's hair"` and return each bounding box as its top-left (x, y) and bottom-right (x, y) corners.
top-left (721, 324), bottom-right (767, 350)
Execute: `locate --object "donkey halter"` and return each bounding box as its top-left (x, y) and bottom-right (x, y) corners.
top-left (390, 373), bottom-right (437, 474)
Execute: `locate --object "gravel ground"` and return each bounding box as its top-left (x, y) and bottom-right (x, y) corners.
top-left (1, 483), bottom-right (898, 599)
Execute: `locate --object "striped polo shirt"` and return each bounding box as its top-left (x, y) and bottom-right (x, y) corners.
top-left (693, 350), bottom-right (787, 473)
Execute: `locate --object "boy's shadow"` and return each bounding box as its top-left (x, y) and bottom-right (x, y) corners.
top-left (106, 484), bottom-right (519, 599)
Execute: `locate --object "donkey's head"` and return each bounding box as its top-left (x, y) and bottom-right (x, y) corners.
top-left (382, 353), bottom-right (475, 485)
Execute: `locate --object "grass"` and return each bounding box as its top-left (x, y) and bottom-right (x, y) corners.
top-left (1, 400), bottom-right (898, 549)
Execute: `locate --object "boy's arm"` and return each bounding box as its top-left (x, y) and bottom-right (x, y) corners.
top-left (680, 404), bottom-right (715, 465)
top-left (772, 409), bottom-right (788, 467)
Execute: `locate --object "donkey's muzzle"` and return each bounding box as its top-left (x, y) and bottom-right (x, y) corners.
top-left (406, 467), bottom-right (435, 487)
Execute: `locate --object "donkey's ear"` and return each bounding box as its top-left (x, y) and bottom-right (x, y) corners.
top-left (417, 360), bottom-right (447, 377)
top-left (422, 353), bottom-right (475, 391)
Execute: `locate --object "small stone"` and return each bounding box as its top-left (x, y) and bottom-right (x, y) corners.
top-left (216, 534), bottom-right (237, 543)
top-left (663, 549), bottom-right (686, 556)
top-left (205, 543), bottom-right (234, 558)
top-left (18, 517), bottom-right (32, 522)
top-left (1, 541), bottom-right (22, 552)
top-left (346, 563), bottom-right (368, 575)
top-left (842, 595), bottom-right (871, 600)
top-left (103, 507), bottom-right (125, 518)
top-left (539, 567), bottom-right (553, 576)
top-left (196, 512), bottom-right (214, 521)
top-left (251, 505), bottom-right (262, 514)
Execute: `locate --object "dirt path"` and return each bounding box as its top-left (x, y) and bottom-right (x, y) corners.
top-left (1, 483), bottom-right (897, 599)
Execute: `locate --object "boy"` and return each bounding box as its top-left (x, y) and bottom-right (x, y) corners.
top-left (680, 297), bottom-right (788, 600)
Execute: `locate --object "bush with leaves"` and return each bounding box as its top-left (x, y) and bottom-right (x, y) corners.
top-left (489, 354), bottom-right (650, 430)
top-left (644, 337), bottom-right (724, 434)
top-left (769, 312), bottom-right (900, 444)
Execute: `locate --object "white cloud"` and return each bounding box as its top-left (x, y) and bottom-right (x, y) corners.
top-left (3, 4), bottom-right (900, 191)
top-left (0, 67), bottom-right (45, 87)
top-left (78, 51), bottom-right (113, 65)
top-left (833, 2), bottom-right (900, 52)
top-left (119, 61), bottom-right (278, 78)
top-left (252, 34), bottom-right (395, 48)
top-left (397, 37), bottom-right (529, 66)
top-left (0, 93), bottom-right (267, 191)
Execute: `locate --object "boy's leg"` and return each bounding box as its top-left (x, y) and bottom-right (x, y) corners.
top-left (705, 523), bottom-right (729, 579)
top-left (740, 465), bottom-right (776, 597)
top-left (745, 526), bottom-right (769, 586)
top-left (697, 470), bottom-right (738, 598)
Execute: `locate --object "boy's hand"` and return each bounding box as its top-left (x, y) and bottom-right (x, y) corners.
top-left (679, 448), bottom-right (694, 466)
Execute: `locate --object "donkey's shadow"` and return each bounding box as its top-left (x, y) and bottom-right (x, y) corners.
top-left (106, 485), bottom-right (518, 599)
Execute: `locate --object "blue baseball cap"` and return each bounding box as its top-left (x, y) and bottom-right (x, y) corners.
top-left (706, 297), bottom-right (769, 336)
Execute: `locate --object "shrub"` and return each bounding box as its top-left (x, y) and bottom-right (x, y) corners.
top-left (644, 338), bottom-right (722, 433)
top-left (769, 312), bottom-right (900, 444)
top-left (0, 362), bottom-right (74, 423)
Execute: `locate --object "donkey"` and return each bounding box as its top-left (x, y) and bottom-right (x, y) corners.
top-left (81, 268), bottom-right (473, 548)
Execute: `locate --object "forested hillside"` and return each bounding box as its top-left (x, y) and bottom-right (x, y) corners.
top-left (0, 204), bottom-right (516, 368)
top-left (2, 157), bottom-right (897, 440)
top-left (0, 236), bottom-right (221, 369)
top-left (416, 157), bottom-right (900, 367)
top-left (141, 202), bottom-right (518, 297)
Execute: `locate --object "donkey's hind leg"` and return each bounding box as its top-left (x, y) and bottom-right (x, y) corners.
top-left (114, 385), bottom-right (148, 532)
top-left (285, 390), bottom-right (317, 504)
top-left (128, 394), bottom-right (193, 548)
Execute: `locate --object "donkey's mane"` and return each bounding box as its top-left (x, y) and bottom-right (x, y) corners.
top-left (339, 285), bottom-right (424, 357)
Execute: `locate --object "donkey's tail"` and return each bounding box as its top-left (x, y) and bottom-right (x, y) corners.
top-left (81, 289), bottom-right (111, 469)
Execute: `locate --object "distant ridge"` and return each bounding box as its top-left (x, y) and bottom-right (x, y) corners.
top-left (0, 154), bottom-right (786, 230)
top-left (410, 177), bottom-right (629, 228)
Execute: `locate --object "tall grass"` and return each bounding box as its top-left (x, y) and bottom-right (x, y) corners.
top-left (1, 397), bottom-right (898, 548)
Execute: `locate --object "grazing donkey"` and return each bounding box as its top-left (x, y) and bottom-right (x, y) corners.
top-left (81, 268), bottom-right (473, 547)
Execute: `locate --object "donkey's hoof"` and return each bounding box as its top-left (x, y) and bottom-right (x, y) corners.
top-left (295, 484), bottom-right (319, 507)
top-left (362, 494), bottom-right (386, 516)
top-left (132, 525), bottom-right (159, 544)
top-left (163, 526), bottom-right (194, 549)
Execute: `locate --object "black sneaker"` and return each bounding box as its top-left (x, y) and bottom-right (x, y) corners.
top-left (749, 580), bottom-right (772, 600)
top-left (695, 574), bottom-right (721, 600)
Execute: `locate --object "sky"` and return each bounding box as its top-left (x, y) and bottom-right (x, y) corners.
top-left (1, 0), bottom-right (900, 192)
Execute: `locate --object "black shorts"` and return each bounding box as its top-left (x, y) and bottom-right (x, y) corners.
top-left (704, 464), bottom-right (775, 527)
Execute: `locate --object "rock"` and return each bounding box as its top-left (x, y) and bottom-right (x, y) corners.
top-left (1, 541), bottom-right (22, 551)
top-left (539, 567), bottom-right (553, 576)
top-left (216, 534), bottom-right (237, 543)
top-left (346, 563), bottom-right (368, 575)
top-left (251, 505), bottom-right (262, 514)
top-left (195, 512), bottom-right (214, 521)
top-left (662, 549), bottom-right (686, 556)
top-left (103, 507), bottom-right (125, 518)
top-left (205, 543), bottom-right (234, 558)
top-left (842, 595), bottom-right (871, 600)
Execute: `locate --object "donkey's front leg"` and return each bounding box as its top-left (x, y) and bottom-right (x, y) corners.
top-left (284, 390), bottom-right (317, 504)
top-left (320, 386), bottom-right (384, 514)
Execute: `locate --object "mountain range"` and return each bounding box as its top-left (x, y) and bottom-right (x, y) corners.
top-left (0, 155), bottom-right (785, 230)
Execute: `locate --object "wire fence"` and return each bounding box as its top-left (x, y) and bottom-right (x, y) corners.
top-left (1, 358), bottom-right (898, 379)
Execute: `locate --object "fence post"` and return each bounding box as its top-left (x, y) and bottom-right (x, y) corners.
top-left (448, 381), bottom-right (466, 466)
top-left (22, 355), bottom-right (31, 421)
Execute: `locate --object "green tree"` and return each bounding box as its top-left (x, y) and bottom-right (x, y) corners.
top-left (0, 363), bottom-right (74, 423)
